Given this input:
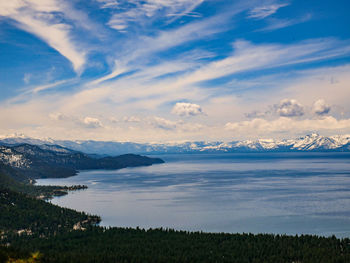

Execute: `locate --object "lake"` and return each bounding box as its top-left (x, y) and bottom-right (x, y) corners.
top-left (37, 153), bottom-right (350, 237)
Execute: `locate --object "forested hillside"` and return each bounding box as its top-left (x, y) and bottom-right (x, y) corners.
top-left (0, 161), bottom-right (86, 199)
top-left (3, 223), bottom-right (350, 262)
top-left (0, 187), bottom-right (100, 263)
top-left (1, 181), bottom-right (350, 263)
top-left (0, 144), bottom-right (164, 180)
top-left (0, 188), bottom-right (100, 237)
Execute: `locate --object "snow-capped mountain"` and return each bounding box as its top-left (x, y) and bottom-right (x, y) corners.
top-left (0, 145), bottom-right (32, 169)
top-left (0, 133), bottom-right (55, 146)
top-left (0, 133), bottom-right (350, 155)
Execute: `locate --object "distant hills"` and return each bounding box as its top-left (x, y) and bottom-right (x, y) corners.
top-left (1, 133), bottom-right (350, 155)
top-left (0, 143), bottom-right (164, 181)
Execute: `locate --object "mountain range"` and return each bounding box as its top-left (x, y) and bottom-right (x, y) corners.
top-left (1, 133), bottom-right (350, 155)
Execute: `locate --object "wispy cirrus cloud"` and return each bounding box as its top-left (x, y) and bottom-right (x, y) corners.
top-left (104, 0), bottom-right (204, 31)
top-left (23, 73), bottom-right (32, 84)
top-left (60, 37), bottom-right (350, 118)
top-left (24, 79), bottom-right (73, 95)
top-left (248, 3), bottom-right (289, 19)
top-left (259, 14), bottom-right (312, 32)
top-left (158, 38), bottom-right (350, 91)
top-left (91, 10), bottom-right (234, 84)
top-left (96, 0), bottom-right (120, 9)
top-left (121, 11), bottom-right (235, 65)
top-left (0, 0), bottom-right (87, 73)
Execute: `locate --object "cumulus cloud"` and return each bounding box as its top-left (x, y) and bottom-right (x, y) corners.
top-left (82, 117), bottom-right (103, 128)
top-left (275, 99), bottom-right (304, 117)
top-left (313, 99), bottom-right (331, 116)
top-left (171, 102), bottom-right (203, 117)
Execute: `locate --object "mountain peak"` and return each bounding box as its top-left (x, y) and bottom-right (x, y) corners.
top-left (309, 133), bottom-right (320, 137)
top-left (1, 134), bottom-right (350, 154)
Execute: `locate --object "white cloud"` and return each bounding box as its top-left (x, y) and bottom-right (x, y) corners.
top-left (275, 99), bottom-right (304, 117)
top-left (245, 110), bottom-right (269, 119)
top-left (164, 38), bottom-right (350, 91)
top-left (23, 79), bottom-right (73, 95)
top-left (148, 116), bottom-right (203, 132)
top-left (180, 122), bottom-right (203, 132)
top-left (49, 113), bottom-right (66, 121)
top-left (259, 14), bottom-right (312, 32)
top-left (14, 39), bottom-right (347, 140)
top-left (23, 73), bottom-right (32, 84)
top-left (282, 65), bottom-right (350, 113)
top-left (96, 0), bottom-right (119, 9)
top-left (225, 116), bottom-right (350, 136)
top-left (82, 117), bottom-right (103, 128)
top-left (313, 99), bottom-right (331, 116)
top-left (1, 0), bottom-right (350, 144)
top-left (123, 116), bottom-right (141, 123)
top-left (49, 113), bottom-right (104, 129)
top-left (248, 3), bottom-right (289, 19)
top-left (150, 117), bottom-right (178, 130)
top-left (120, 11), bottom-right (232, 65)
top-left (106, 0), bottom-right (204, 31)
top-left (0, 0), bottom-right (86, 73)
top-left (90, 62), bottom-right (128, 85)
top-left (171, 102), bottom-right (203, 116)
top-left (86, 38), bottom-right (350, 114)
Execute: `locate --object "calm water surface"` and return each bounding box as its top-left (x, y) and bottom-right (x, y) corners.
top-left (37, 153), bottom-right (350, 237)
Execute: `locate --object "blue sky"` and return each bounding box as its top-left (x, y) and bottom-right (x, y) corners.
top-left (0, 0), bottom-right (350, 142)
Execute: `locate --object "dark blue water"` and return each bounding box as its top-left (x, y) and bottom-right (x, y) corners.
top-left (37, 153), bottom-right (350, 237)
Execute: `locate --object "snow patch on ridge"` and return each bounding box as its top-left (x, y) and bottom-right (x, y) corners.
top-left (1, 134), bottom-right (350, 155)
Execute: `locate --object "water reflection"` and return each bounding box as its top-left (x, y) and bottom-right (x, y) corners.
top-left (37, 153), bottom-right (350, 237)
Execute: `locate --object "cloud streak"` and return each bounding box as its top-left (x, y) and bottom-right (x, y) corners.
top-left (0, 0), bottom-right (87, 72)
top-left (248, 3), bottom-right (289, 19)
top-left (259, 14), bottom-right (312, 32)
top-left (105, 0), bottom-right (204, 31)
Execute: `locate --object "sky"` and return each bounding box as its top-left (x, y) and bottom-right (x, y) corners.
top-left (0, 0), bottom-right (350, 142)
